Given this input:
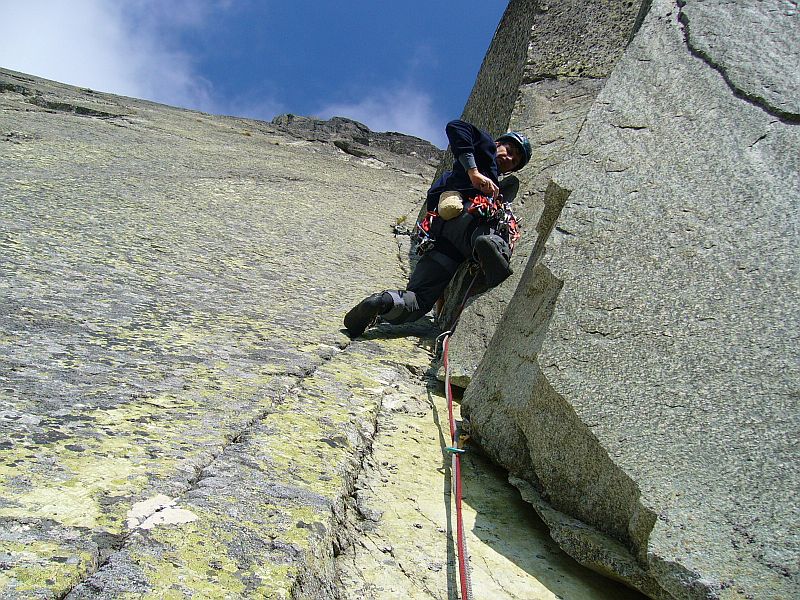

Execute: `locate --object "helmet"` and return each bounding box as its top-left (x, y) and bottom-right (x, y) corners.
top-left (496, 131), bottom-right (531, 171)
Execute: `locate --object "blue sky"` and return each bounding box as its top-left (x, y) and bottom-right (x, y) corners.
top-left (0, 1), bottom-right (508, 147)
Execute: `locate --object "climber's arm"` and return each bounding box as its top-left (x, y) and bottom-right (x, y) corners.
top-left (445, 120), bottom-right (499, 199)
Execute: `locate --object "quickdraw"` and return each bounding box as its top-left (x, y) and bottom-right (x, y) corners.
top-left (467, 194), bottom-right (521, 250)
top-left (466, 194), bottom-right (496, 218)
top-left (497, 202), bottom-right (521, 251)
top-left (414, 210), bottom-right (439, 255)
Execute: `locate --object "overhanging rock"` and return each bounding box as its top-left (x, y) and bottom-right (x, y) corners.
top-left (463, 0), bottom-right (799, 598)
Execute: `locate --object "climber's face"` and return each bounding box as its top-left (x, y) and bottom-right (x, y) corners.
top-left (495, 141), bottom-right (522, 173)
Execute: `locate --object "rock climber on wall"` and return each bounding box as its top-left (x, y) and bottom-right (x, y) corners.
top-left (344, 119), bottom-right (531, 337)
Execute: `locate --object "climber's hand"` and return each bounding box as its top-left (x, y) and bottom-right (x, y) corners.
top-left (468, 168), bottom-right (499, 199)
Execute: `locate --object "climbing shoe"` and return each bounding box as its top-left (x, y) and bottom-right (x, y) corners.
top-left (344, 292), bottom-right (391, 338)
top-left (474, 235), bottom-right (513, 288)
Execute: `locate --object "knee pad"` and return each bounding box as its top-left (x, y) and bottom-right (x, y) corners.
top-left (472, 233), bottom-right (511, 262)
top-left (382, 290), bottom-right (419, 321)
top-left (473, 234), bottom-right (513, 288)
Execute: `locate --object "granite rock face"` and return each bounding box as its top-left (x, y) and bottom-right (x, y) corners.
top-left (0, 63), bottom-right (648, 600)
top-left (3, 0), bottom-right (798, 597)
top-left (439, 0), bottom-right (643, 385)
top-left (461, 0), bottom-right (799, 599)
top-left (679, 0), bottom-right (800, 119)
top-left (0, 67), bottom-right (435, 598)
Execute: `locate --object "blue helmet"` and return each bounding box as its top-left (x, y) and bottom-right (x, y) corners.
top-left (496, 131), bottom-right (532, 171)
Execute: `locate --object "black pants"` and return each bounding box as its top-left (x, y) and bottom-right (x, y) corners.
top-left (382, 212), bottom-right (507, 325)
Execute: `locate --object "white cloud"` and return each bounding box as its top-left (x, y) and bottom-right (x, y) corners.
top-left (317, 87), bottom-right (446, 148)
top-left (0, 3), bottom-right (448, 143)
top-left (0, 0), bottom-right (219, 112)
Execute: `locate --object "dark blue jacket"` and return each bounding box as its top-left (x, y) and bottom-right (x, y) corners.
top-left (426, 120), bottom-right (499, 210)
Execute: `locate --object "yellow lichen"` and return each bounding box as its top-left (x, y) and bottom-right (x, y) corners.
top-left (0, 541), bottom-right (96, 597)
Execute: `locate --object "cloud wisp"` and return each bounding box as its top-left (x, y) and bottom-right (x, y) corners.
top-left (1, 2), bottom-right (449, 145)
top-left (0, 0), bottom-right (220, 112)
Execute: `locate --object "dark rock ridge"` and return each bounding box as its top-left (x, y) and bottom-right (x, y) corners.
top-left (271, 113), bottom-right (443, 165)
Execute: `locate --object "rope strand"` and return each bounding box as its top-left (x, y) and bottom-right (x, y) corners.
top-left (441, 275), bottom-right (477, 599)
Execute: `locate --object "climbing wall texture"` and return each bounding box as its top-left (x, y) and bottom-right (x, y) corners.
top-left (461, 0), bottom-right (799, 599)
top-left (0, 64), bottom-right (646, 600)
top-left (2, 1), bottom-right (798, 598)
top-left (0, 67), bottom-right (440, 598)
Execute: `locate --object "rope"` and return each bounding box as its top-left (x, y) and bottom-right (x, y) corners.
top-left (441, 274), bottom-right (478, 599)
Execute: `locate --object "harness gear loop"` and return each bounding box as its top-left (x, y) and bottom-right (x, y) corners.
top-left (467, 193), bottom-right (521, 251)
top-left (414, 210), bottom-right (440, 255)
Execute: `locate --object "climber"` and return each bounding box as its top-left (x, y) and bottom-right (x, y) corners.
top-left (344, 119), bottom-right (531, 338)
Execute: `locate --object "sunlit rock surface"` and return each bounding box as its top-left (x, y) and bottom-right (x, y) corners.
top-left (0, 67), bottom-right (435, 597)
top-left (0, 66), bottom-right (645, 599)
top-left (5, 0), bottom-right (797, 596)
top-left (438, 0), bottom-right (645, 385)
top-left (336, 349), bottom-right (647, 600)
top-left (460, 0), bottom-right (799, 598)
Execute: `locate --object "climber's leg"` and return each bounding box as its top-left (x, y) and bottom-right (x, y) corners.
top-left (382, 250), bottom-right (461, 325)
top-left (472, 232), bottom-right (512, 288)
top-left (343, 251), bottom-right (461, 337)
top-left (343, 292), bottom-right (394, 338)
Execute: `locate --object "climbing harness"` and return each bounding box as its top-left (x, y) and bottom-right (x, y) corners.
top-left (437, 275), bottom-right (478, 600)
top-left (415, 194), bottom-right (521, 256)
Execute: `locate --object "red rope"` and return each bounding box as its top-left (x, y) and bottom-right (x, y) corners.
top-left (444, 334), bottom-right (471, 599)
top-left (441, 274), bottom-right (477, 599)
